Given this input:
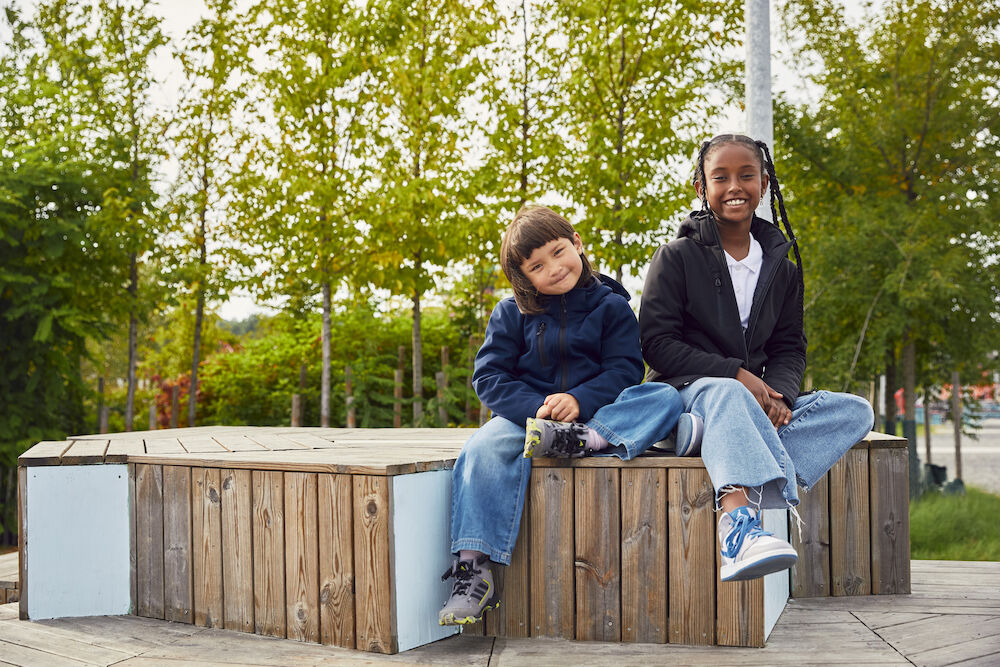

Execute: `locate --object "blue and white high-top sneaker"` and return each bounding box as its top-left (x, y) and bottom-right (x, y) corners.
top-left (718, 506), bottom-right (798, 581)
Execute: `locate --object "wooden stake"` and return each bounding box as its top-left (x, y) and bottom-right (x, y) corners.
top-left (170, 385), bottom-right (180, 429)
top-left (952, 371), bottom-right (962, 481)
top-left (435, 371), bottom-right (447, 426)
top-left (345, 366), bottom-right (356, 428)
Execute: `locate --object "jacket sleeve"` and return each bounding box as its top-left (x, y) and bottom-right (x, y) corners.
top-left (566, 298), bottom-right (645, 422)
top-left (760, 269), bottom-right (807, 409)
top-left (640, 244), bottom-right (744, 380)
top-left (472, 301), bottom-right (547, 427)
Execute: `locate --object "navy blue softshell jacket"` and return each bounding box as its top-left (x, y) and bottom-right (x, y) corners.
top-left (473, 274), bottom-right (645, 427)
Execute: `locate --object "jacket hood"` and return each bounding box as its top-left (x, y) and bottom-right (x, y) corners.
top-left (676, 210), bottom-right (790, 255)
top-left (537, 273), bottom-right (631, 315)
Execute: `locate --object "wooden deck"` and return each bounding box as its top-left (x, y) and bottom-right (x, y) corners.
top-left (0, 552), bottom-right (17, 604)
top-left (0, 560), bottom-right (995, 665)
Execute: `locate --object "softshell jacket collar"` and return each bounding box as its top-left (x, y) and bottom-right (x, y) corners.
top-left (537, 273), bottom-right (631, 315)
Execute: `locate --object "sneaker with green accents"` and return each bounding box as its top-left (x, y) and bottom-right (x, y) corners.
top-left (523, 417), bottom-right (589, 458)
top-left (438, 555), bottom-right (499, 625)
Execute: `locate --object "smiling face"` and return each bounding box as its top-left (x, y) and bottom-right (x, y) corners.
top-left (520, 234), bottom-right (585, 296)
top-left (696, 143), bottom-right (769, 226)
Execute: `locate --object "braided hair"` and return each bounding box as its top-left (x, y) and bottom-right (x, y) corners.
top-left (693, 134), bottom-right (805, 328)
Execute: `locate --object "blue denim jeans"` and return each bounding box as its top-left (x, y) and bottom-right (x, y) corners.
top-left (678, 377), bottom-right (875, 510)
top-left (450, 382), bottom-right (683, 564)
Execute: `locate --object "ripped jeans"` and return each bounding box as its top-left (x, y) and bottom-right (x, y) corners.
top-left (678, 377), bottom-right (875, 510)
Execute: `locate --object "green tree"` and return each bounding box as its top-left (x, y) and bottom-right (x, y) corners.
top-left (554, 0), bottom-right (742, 281)
top-left (170, 0), bottom-right (247, 426)
top-left (368, 0), bottom-right (498, 423)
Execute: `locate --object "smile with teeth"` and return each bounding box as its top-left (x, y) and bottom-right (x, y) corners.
top-left (724, 199), bottom-right (747, 206)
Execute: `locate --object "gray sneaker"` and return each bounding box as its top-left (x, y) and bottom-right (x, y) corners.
top-left (439, 555), bottom-right (499, 625)
top-left (523, 417), bottom-right (589, 458)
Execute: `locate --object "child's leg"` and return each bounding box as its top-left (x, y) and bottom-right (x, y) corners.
top-left (585, 382), bottom-right (685, 459)
top-left (777, 390), bottom-right (875, 490)
top-left (449, 416), bottom-right (532, 566)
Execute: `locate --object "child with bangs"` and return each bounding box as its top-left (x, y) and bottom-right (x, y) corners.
top-left (438, 205), bottom-right (697, 626)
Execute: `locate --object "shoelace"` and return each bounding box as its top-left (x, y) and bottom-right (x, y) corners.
top-left (721, 510), bottom-right (773, 559)
top-left (440, 555), bottom-right (486, 596)
top-left (550, 423), bottom-right (588, 456)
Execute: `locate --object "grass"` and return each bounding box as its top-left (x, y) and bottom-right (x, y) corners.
top-left (910, 485), bottom-right (1000, 561)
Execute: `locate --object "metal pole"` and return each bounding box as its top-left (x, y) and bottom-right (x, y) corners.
top-left (746, 0), bottom-right (774, 222)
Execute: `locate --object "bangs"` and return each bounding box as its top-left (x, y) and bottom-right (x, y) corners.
top-left (503, 207), bottom-right (576, 265)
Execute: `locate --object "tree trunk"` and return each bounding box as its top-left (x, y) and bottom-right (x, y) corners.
top-left (321, 281), bottom-right (331, 427)
top-left (872, 375), bottom-right (882, 432)
top-left (952, 371), bottom-right (962, 481)
top-left (923, 388), bottom-right (932, 464)
top-left (125, 252), bottom-right (138, 431)
top-left (188, 289), bottom-right (204, 427)
top-left (884, 351), bottom-right (897, 435)
top-left (97, 376), bottom-right (106, 433)
top-left (412, 289), bottom-right (424, 424)
top-left (902, 338), bottom-right (919, 497)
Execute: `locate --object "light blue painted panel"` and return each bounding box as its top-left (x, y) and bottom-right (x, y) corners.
top-left (762, 507), bottom-right (790, 638)
top-left (391, 469), bottom-right (460, 652)
top-left (26, 465), bottom-right (131, 619)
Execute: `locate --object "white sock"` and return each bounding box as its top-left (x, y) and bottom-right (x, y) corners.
top-left (459, 549), bottom-right (485, 563)
top-left (584, 429), bottom-right (610, 451)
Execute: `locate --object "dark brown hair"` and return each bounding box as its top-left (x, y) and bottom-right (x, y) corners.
top-left (500, 205), bottom-right (596, 314)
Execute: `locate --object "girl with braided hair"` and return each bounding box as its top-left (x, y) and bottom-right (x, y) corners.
top-left (639, 134), bottom-right (874, 581)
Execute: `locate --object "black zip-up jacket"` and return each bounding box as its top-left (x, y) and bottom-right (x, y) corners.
top-left (639, 211), bottom-right (806, 409)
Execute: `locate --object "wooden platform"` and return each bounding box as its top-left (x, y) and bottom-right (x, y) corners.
top-left (17, 427), bottom-right (910, 654)
top-left (0, 560), bottom-right (995, 666)
top-left (0, 552), bottom-right (18, 604)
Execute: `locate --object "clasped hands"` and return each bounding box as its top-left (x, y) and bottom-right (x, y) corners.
top-left (535, 392), bottom-right (580, 422)
top-left (736, 368), bottom-right (791, 429)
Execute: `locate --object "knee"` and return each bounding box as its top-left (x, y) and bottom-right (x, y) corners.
top-left (822, 391), bottom-right (875, 436)
top-left (702, 377), bottom-right (754, 401)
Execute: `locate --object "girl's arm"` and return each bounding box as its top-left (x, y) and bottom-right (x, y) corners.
top-left (640, 244), bottom-right (744, 379)
top-left (472, 300), bottom-right (548, 427)
top-left (760, 272), bottom-right (807, 409)
top-left (564, 297), bottom-right (645, 422)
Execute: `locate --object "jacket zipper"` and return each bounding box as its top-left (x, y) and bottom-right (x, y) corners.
top-left (745, 250), bottom-right (786, 348)
top-left (559, 295), bottom-right (569, 391)
top-left (537, 322), bottom-right (548, 366)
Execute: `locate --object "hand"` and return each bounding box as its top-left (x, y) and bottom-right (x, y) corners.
top-left (736, 368), bottom-right (788, 428)
top-left (541, 393), bottom-right (580, 422)
top-left (535, 402), bottom-right (552, 419)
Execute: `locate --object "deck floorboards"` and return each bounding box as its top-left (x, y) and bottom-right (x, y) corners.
top-left (0, 560), bottom-right (995, 665)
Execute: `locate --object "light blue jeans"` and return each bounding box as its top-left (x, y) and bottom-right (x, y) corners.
top-left (679, 377), bottom-right (875, 509)
top-left (450, 382), bottom-right (683, 564)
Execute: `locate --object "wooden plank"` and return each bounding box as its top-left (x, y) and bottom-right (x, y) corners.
top-left (869, 448), bottom-right (910, 595)
top-left (18, 440), bottom-right (72, 466)
top-left (106, 438), bottom-right (146, 463)
top-left (353, 474), bottom-right (395, 654)
top-left (667, 467), bottom-right (715, 645)
top-left (135, 464), bottom-right (165, 619)
top-left (181, 438), bottom-right (228, 454)
top-left (60, 439), bottom-right (109, 465)
top-left (830, 449), bottom-right (872, 596)
top-left (253, 470), bottom-right (286, 638)
top-left (192, 467), bottom-right (223, 628)
top-left (161, 466), bottom-right (193, 623)
top-left (574, 468), bottom-right (620, 642)
top-left (213, 435), bottom-right (265, 452)
top-left (716, 545), bottom-right (764, 647)
top-left (144, 439), bottom-right (186, 455)
top-left (528, 467), bottom-right (574, 639)
top-left (221, 468), bottom-right (254, 633)
top-left (318, 473), bottom-right (355, 648)
top-left (486, 503), bottom-right (531, 638)
top-left (285, 472), bottom-right (320, 643)
top-left (532, 456), bottom-right (707, 469)
top-left (129, 464), bottom-right (137, 614)
top-left (621, 468), bottom-right (667, 643)
top-left (791, 473), bottom-right (831, 598)
top-left (18, 466), bottom-right (27, 620)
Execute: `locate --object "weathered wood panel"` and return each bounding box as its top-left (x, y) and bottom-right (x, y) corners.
top-left (192, 467), bottom-right (224, 628)
top-left (135, 464), bottom-right (164, 619)
top-left (830, 449), bottom-right (872, 596)
top-left (161, 466), bottom-right (192, 623)
top-left (353, 475), bottom-right (395, 654)
top-left (667, 468), bottom-right (715, 645)
top-left (574, 468), bottom-right (620, 642)
top-left (529, 468), bottom-right (574, 639)
top-left (791, 473), bottom-right (831, 598)
top-left (18, 466), bottom-right (27, 620)
top-left (221, 468), bottom-right (254, 633)
top-left (284, 472), bottom-right (320, 643)
top-left (60, 439), bottom-right (109, 465)
top-left (869, 448), bottom-right (910, 595)
top-left (318, 473), bottom-right (355, 648)
top-left (716, 551), bottom-right (764, 647)
top-left (252, 470), bottom-right (286, 638)
top-left (621, 468), bottom-right (667, 644)
top-left (486, 504), bottom-right (531, 639)
top-left (128, 464), bottom-right (137, 614)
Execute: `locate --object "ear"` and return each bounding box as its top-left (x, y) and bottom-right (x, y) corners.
top-left (572, 232), bottom-right (584, 253)
top-left (760, 171), bottom-right (770, 198)
top-left (694, 180), bottom-right (704, 199)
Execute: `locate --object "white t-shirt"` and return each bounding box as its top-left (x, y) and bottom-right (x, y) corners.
top-left (724, 237), bottom-right (763, 330)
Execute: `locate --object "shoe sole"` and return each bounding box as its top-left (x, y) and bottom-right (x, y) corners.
top-left (720, 550), bottom-right (798, 581)
top-left (439, 599), bottom-right (501, 626)
top-left (523, 418), bottom-right (541, 458)
top-left (675, 414), bottom-right (703, 457)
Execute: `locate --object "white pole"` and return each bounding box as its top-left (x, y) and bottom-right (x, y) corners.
top-left (746, 0), bottom-right (773, 222)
